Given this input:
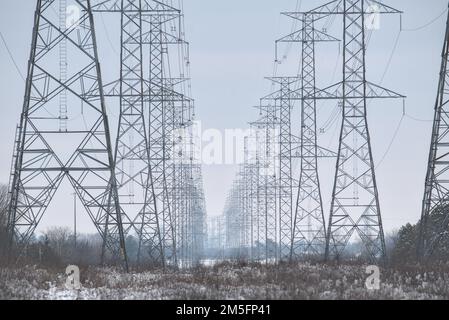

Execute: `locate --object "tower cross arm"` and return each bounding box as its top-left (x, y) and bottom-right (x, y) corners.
top-left (276, 28), bottom-right (339, 44)
top-left (310, 81), bottom-right (406, 100)
top-left (91, 0), bottom-right (181, 13)
top-left (281, 0), bottom-right (402, 20)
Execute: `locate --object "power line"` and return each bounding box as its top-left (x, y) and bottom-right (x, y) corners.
top-left (404, 113), bottom-right (433, 122)
top-left (402, 8), bottom-right (448, 32)
top-left (376, 115), bottom-right (404, 169)
top-left (99, 13), bottom-right (119, 56)
top-left (0, 31), bottom-right (25, 81)
top-left (380, 30), bottom-right (401, 83)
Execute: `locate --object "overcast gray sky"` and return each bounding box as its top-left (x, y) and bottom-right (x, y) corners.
top-left (0, 0), bottom-right (448, 235)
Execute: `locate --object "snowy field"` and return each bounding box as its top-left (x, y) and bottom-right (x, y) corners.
top-left (1, 262), bottom-right (449, 300)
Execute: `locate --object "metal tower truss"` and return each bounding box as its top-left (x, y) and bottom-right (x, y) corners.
top-left (275, 13), bottom-right (338, 259)
top-left (222, 156), bottom-right (257, 260)
top-left (246, 124), bottom-right (265, 261)
top-left (172, 95), bottom-right (194, 267)
top-left (237, 161), bottom-right (250, 258)
top-left (250, 102), bottom-right (280, 262)
top-left (177, 127), bottom-right (204, 267)
top-left (243, 135), bottom-right (259, 260)
top-left (223, 183), bottom-right (240, 253)
top-left (206, 215), bottom-right (225, 259)
top-left (147, 9), bottom-right (182, 267)
top-left (7, 0), bottom-right (128, 269)
top-left (419, 7), bottom-right (449, 260)
top-left (115, 0), bottom-right (166, 266)
top-left (191, 164), bottom-right (206, 264)
top-left (89, 0), bottom-right (174, 266)
top-left (90, 0), bottom-right (201, 268)
top-left (262, 77), bottom-right (299, 261)
top-left (92, 0), bottom-right (180, 13)
top-left (288, 0), bottom-right (403, 262)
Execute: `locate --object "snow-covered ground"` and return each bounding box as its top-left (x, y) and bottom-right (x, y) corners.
top-left (1, 263), bottom-right (449, 300)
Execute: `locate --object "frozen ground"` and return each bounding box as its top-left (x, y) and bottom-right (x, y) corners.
top-left (1, 262), bottom-right (449, 300)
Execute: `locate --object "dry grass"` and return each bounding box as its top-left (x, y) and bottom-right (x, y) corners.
top-left (1, 262), bottom-right (449, 300)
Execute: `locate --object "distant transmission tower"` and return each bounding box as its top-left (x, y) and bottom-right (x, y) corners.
top-left (91, 0), bottom-right (167, 266)
top-left (7, 0), bottom-right (128, 269)
top-left (418, 5), bottom-right (449, 260)
top-left (263, 77), bottom-right (298, 261)
top-left (91, 0), bottom-right (191, 267)
top-left (276, 13), bottom-right (338, 259)
top-left (287, 0), bottom-right (404, 262)
top-left (147, 7), bottom-right (182, 266)
top-left (248, 106), bottom-right (278, 262)
top-left (260, 102), bottom-right (279, 262)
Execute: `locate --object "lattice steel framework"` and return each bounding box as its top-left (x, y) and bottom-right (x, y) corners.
top-left (251, 103), bottom-right (279, 262)
top-left (286, 0), bottom-right (403, 262)
top-left (172, 98), bottom-right (196, 267)
top-left (242, 136), bottom-right (257, 260)
top-left (91, 0), bottom-right (178, 266)
top-left (7, 0), bottom-right (128, 269)
top-left (262, 78), bottom-right (298, 261)
top-left (90, 0), bottom-right (201, 267)
top-left (206, 215), bottom-right (225, 260)
top-left (246, 124), bottom-right (264, 261)
top-left (243, 135), bottom-right (259, 260)
top-left (418, 6), bottom-right (449, 260)
top-left (148, 12), bottom-right (177, 266)
top-left (264, 104), bottom-right (279, 262)
top-left (223, 182), bottom-right (240, 253)
top-left (191, 164), bottom-right (207, 264)
top-left (276, 13), bottom-right (338, 258)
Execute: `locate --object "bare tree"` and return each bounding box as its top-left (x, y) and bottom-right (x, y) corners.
top-left (43, 227), bottom-right (73, 259)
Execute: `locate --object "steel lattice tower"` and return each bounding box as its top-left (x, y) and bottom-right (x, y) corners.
top-left (223, 182), bottom-right (240, 254)
top-left (246, 124), bottom-right (264, 261)
top-left (148, 11), bottom-right (178, 266)
top-left (276, 13), bottom-right (338, 258)
top-left (264, 103), bottom-right (279, 262)
top-left (7, 0), bottom-right (128, 269)
top-left (263, 78), bottom-right (298, 261)
top-left (286, 0), bottom-right (403, 262)
top-left (418, 6), bottom-right (449, 260)
top-left (255, 102), bottom-right (279, 262)
top-left (172, 96), bottom-right (196, 267)
top-left (243, 135), bottom-right (259, 260)
top-left (91, 0), bottom-right (197, 267)
top-left (91, 0), bottom-right (175, 266)
top-left (117, 0), bottom-right (166, 266)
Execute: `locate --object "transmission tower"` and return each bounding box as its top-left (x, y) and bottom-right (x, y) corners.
top-left (246, 124), bottom-right (264, 261)
top-left (147, 10), bottom-right (180, 266)
top-left (91, 0), bottom-right (164, 266)
top-left (243, 135), bottom-right (260, 261)
top-left (286, 0), bottom-right (404, 262)
top-left (7, 0), bottom-right (128, 269)
top-left (91, 0), bottom-right (193, 266)
top-left (250, 102), bottom-right (280, 262)
top-left (275, 13), bottom-right (338, 259)
top-left (418, 5), bottom-right (449, 260)
top-left (262, 77), bottom-right (299, 261)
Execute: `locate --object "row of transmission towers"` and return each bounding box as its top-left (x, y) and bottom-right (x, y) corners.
top-left (5, 0), bottom-right (206, 270)
top-left (216, 0), bottom-right (405, 264)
